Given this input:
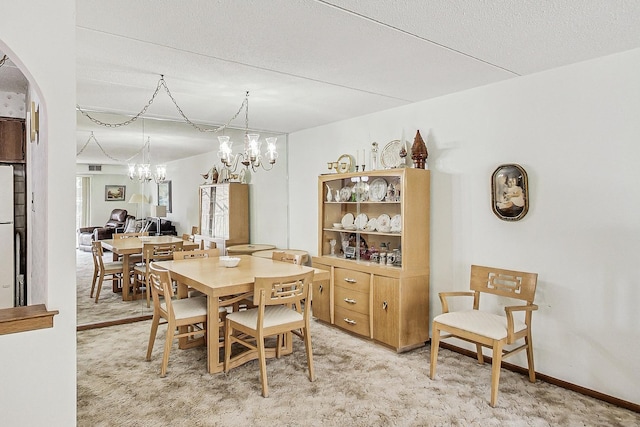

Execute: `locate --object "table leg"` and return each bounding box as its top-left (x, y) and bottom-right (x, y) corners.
top-left (207, 295), bottom-right (223, 373)
top-left (121, 253), bottom-right (131, 301)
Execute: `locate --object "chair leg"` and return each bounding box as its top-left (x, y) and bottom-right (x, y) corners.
top-left (476, 343), bottom-right (485, 364)
top-left (89, 270), bottom-right (98, 298)
top-left (146, 276), bottom-right (152, 308)
top-left (94, 274), bottom-right (104, 303)
top-left (490, 340), bottom-right (504, 407)
top-left (257, 332), bottom-right (268, 397)
top-left (525, 333), bottom-right (536, 383)
top-left (223, 320), bottom-right (232, 373)
top-left (161, 324), bottom-right (174, 378)
top-left (303, 324), bottom-right (315, 382)
top-left (146, 314), bottom-right (160, 361)
top-left (429, 326), bottom-right (440, 379)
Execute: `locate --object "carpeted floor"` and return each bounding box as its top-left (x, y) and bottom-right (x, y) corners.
top-left (76, 251), bottom-right (639, 426)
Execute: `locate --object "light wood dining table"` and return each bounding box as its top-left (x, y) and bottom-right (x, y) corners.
top-left (101, 236), bottom-right (199, 301)
top-left (154, 254), bottom-right (330, 374)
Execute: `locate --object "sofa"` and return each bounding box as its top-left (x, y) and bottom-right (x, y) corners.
top-left (143, 218), bottom-right (177, 236)
top-left (77, 209), bottom-right (135, 251)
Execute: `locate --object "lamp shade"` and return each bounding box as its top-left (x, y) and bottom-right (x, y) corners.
top-left (128, 193), bottom-right (148, 204)
top-left (151, 204), bottom-right (167, 217)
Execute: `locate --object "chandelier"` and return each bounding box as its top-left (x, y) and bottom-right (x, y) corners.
top-left (217, 92), bottom-right (278, 173)
top-left (128, 137), bottom-right (166, 183)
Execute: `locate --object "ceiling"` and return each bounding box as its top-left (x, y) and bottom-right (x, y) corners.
top-left (2, 1), bottom-right (640, 166)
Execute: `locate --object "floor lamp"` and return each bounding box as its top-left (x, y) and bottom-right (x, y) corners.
top-left (128, 193), bottom-right (148, 223)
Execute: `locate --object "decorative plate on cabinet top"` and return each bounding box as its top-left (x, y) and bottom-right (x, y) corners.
top-left (368, 177), bottom-right (388, 202)
top-left (390, 214), bottom-right (402, 233)
top-left (341, 213), bottom-right (355, 229)
top-left (337, 154), bottom-right (354, 173)
top-left (376, 214), bottom-right (391, 232)
top-left (354, 213), bottom-right (368, 230)
top-left (380, 140), bottom-right (402, 169)
top-left (339, 186), bottom-right (352, 202)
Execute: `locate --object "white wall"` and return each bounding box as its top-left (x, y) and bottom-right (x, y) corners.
top-left (0, 1), bottom-right (77, 425)
top-left (288, 48), bottom-right (640, 405)
top-left (167, 137), bottom-right (289, 249)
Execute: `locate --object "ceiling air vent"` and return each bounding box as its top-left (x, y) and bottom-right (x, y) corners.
top-left (88, 164), bottom-right (102, 171)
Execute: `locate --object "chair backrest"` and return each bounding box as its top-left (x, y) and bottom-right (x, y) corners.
top-left (253, 271), bottom-right (314, 310)
top-left (470, 265), bottom-right (538, 306)
top-left (191, 226), bottom-right (199, 235)
top-left (181, 233), bottom-right (193, 241)
top-left (90, 241), bottom-right (105, 271)
top-left (271, 251), bottom-right (303, 265)
top-left (114, 231), bottom-right (149, 239)
top-left (142, 241), bottom-right (184, 265)
top-left (148, 262), bottom-right (174, 314)
top-left (173, 248), bottom-right (220, 260)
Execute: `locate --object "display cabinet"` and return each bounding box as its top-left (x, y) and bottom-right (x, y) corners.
top-left (311, 168), bottom-right (430, 352)
top-left (199, 183), bottom-right (249, 246)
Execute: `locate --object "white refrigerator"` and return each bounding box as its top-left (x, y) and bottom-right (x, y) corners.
top-left (0, 165), bottom-right (15, 308)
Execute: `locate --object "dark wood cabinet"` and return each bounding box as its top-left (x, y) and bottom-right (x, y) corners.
top-left (0, 119), bottom-right (25, 162)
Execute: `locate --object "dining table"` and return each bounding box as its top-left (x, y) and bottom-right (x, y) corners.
top-left (155, 254), bottom-right (330, 374)
top-left (101, 235), bottom-right (199, 301)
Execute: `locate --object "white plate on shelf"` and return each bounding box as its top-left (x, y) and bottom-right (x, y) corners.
top-left (341, 213), bottom-right (354, 228)
top-left (380, 140), bottom-right (402, 169)
top-left (339, 186), bottom-right (352, 202)
top-left (354, 213), bottom-right (368, 230)
top-left (368, 178), bottom-right (387, 202)
top-left (390, 214), bottom-right (402, 232)
top-left (377, 214), bottom-right (391, 232)
top-left (365, 218), bottom-right (378, 231)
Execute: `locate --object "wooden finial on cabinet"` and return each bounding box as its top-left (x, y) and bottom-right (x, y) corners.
top-left (411, 130), bottom-right (428, 169)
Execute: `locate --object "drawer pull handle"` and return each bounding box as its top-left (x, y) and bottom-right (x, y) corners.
top-left (318, 284), bottom-right (323, 293)
top-left (344, 278), bottom-right (357, 283)
top-left (343, 318), bottom-right (357, 325)
top-left (344, 298), bottom-right (357, 304)
top-left (382, 301), bottom-right (388, 310)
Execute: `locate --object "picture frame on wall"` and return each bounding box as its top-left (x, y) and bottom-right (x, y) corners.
top-left (104, 185), bottom-right (126, 202)
top-left (157, 180), bottom-right (172, 213)
top-left (491, 164), bottom-right (529, 221)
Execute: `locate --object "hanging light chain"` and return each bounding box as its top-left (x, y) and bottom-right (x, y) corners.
top-left (76, 75), bottom-right (249, 133)
top-left (76, 131), bottom-right (149, 163)
top-left (0, 55), bottom-right (8, 68)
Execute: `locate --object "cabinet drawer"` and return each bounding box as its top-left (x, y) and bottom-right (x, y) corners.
top-left (335, 287), bottom-right (368, 315)
top-left (334, 268), bottom-right (370, 293)
top-left (335, 306), bottom-right (369, 337)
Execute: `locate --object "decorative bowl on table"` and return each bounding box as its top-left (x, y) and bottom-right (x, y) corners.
top-left (219, 256), bottom-right (241, 268)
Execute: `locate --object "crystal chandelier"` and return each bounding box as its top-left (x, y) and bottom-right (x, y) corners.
top-left (217, 92), bottom-right (278, 173)
top-left (128, 137), bottom-right (166, 183)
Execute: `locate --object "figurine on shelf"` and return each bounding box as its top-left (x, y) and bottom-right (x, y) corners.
top-left (411, 130), bottom-right (428, 169)
top-left (370, 142), bottom-right (379, 171)
top-left (211, 166), bottom-right (219, 184)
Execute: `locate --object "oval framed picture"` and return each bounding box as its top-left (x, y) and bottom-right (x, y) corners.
top-left (491, 164), bottom-right (529, 221)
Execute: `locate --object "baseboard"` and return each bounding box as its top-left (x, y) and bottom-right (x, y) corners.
top-left (436, 341), bottom-right (639, 414)
top-left (77, 315), bottom-right (152, 331)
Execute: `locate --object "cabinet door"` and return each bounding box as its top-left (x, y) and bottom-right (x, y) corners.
top-left (372, 275), bottom-right (399, 348)
top-left (311, 263), bottom-right (331, 323)
top-left (199, 186), bottom-right (215, 237)
top-left (0, 119), bottom-right (25, 162)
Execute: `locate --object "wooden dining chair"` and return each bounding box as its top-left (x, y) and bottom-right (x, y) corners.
top-left (429, 265), bottom-right (539, 407)
top-left (173, 248), bottom-right (220, 260)
top-left (146, 263), bottom-right (207, 377)
top-left (224, 271), bottom-right (315, 397)
top-left (89, 241), bottom-right (124, 303)
top-left (113, 231), bottom-right (149, 271)
top-left (133, 241), bottom-right (184, 307)
top-left (271, 250), bottom-right (304, 265)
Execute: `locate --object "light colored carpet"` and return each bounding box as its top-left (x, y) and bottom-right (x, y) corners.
top-left (76, 252), bottom-right (639, 426)
top-left (77, 249), bottom-right (152, 326)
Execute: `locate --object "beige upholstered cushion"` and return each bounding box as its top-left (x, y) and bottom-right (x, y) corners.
top-left (161, 296), bottom-right (207, 320)
top-left (434, 310), bottom-right (526, 340)
top-left (227, 305), bottom-right (303, 329)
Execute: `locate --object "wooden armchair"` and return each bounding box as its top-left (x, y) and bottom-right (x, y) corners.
top-left (224, 271), bottom-right (315, 397)
top-left (429, 265), bottom-right (538, 407)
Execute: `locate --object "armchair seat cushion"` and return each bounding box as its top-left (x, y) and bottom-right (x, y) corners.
top-left (434, 310), bottom-right (526, 340)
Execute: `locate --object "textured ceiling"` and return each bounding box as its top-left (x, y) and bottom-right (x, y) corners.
top-left (3, 1), bottom-right (640, 165)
